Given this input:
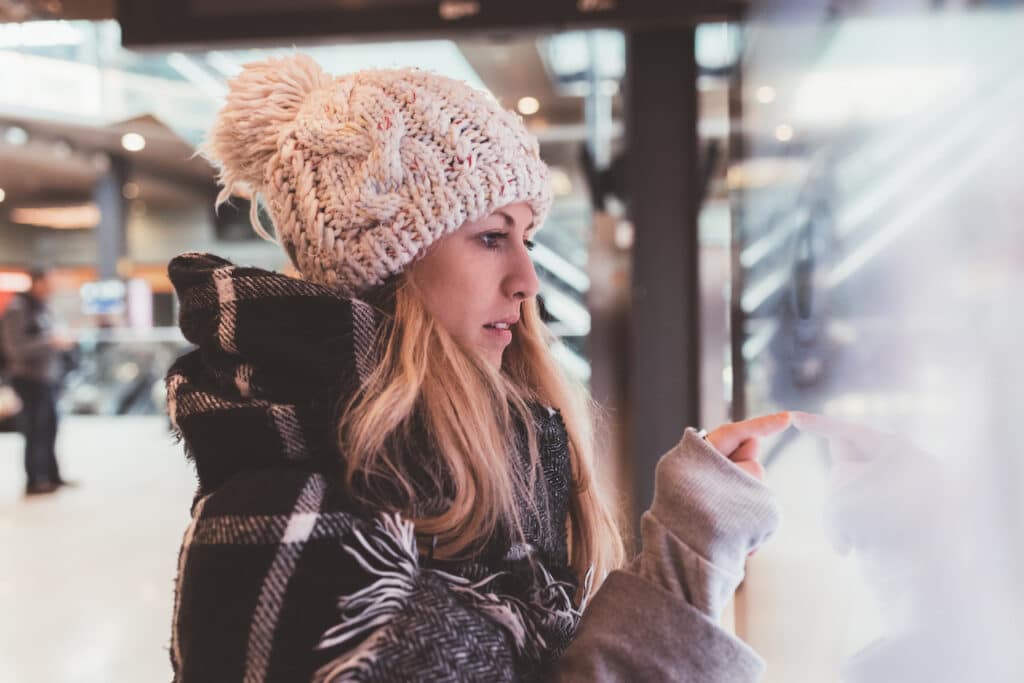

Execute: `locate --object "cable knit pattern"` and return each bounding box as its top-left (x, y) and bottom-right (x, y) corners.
top-left (204, 53), bottom-right (552, 296)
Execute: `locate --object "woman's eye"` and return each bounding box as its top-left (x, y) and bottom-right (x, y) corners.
top-left (481, 232), bottom-right (507, 249)
top-left (480, 232), bottom-right (535, 252)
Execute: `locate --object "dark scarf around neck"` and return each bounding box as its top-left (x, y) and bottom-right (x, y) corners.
top-left (165, 253), bottom-right (584, 676)
top-left (166, 251), bottom-right (569, 552)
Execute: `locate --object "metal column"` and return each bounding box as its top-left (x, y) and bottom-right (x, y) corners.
top-left (625, 28), bottom-right (701, 519)
top-left (727, 48), bottom-right (747, 423)
top-left (94, 155), bottom-right (128, 280)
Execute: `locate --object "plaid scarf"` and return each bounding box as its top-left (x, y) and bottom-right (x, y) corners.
top-left (165, 253), bottom-right (585, 682)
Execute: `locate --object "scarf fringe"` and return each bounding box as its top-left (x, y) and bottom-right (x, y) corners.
top-left (313, 512), bottom-right (587, 682)
top-left (313, 513), bottom-right (417, 682)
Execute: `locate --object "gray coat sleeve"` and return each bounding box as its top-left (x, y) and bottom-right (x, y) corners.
top-left (554, 572), bottom-right (767, 682)
top-left (555, 429), bottom-right (780, 682)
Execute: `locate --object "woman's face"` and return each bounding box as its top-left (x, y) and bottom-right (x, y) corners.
top-left (410, 201), bottom-right (540, 368)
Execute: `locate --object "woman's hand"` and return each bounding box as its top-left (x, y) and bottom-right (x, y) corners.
top-left (706, 411), bottom-right (792, 481)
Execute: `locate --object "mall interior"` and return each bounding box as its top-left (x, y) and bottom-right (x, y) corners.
top-left (1, 0), bottom-right (1022, 681)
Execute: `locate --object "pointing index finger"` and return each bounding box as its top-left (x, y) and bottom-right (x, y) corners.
top-left (709, 411), bottom-right (792, 456)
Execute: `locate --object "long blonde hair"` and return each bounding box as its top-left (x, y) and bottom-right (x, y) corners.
top-left (337, 277), bottom-right (624, 590)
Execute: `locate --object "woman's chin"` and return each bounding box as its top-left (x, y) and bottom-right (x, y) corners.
top-left (477, 329), bottom-right (512, 369)
top-left (485, 349), bottom-right (504, 369)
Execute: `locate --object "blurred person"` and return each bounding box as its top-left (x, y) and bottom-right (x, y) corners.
top-left (167, 54), bottom-right (789, 682)
top-left (0, 268), bottom-right (75, 495)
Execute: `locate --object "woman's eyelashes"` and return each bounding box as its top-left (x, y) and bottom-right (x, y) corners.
top-left (479, 231), bottom-right (536, 251)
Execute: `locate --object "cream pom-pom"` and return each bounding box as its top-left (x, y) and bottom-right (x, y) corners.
top-left (204, 53), bottom-right (333, 210)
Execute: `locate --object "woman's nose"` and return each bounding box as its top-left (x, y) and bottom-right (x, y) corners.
top-left (506, 246), bottom-right (540, 301)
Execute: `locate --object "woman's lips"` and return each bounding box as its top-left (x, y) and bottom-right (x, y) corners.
top-left (483, 324), bottom-right (513, 344)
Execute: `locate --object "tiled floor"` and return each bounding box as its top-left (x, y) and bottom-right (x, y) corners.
top-left (1, 416), bottom-right (866, 683)
top-left (4, 416), bottom-right (1018, 682)
top-left (1, 417), bottom-right (194, 683)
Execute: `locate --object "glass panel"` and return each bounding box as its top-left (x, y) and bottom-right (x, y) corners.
top-left (733, 5), bottom-right (1024, 681)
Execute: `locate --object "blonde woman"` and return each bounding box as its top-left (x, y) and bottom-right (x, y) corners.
top-left (167, 53), bottom-right (789, 682)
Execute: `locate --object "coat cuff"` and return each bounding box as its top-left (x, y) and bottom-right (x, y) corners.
top-left (556, 571), bottom-right (766, 682)
top-left (650, 428), bottom-right (781, 575)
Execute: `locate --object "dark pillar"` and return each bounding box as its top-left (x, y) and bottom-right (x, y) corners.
top-left (625, 27), bottom-right (701, 520)
top-left (94, 154), bottom-right (128, 280)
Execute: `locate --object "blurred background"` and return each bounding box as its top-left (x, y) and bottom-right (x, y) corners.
top-left (1, 0), bottom-right (1021, 681)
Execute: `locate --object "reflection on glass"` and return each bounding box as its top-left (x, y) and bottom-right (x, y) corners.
top-left (733, 4), bottom-right (1024, 681)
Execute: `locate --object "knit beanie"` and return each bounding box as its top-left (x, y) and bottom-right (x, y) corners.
top-left (204, 53), bottom-right (552, 296)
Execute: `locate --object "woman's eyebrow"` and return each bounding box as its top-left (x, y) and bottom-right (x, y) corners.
top-left (494, 210), bottom-right (535, 232)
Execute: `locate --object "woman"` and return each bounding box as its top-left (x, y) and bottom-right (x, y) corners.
top-left (167, 53), bottom-right (789, 682)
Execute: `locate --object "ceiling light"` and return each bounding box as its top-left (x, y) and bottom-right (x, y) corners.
top-left (756, 86), bottom-right (776, 104)
top-left (544, 30), bottom-right (625, 92)
top-left (614, 220), bottom-right (635, 250)
top-left (438, 0), bottom-right (481, 21)
top-left (695, 23), bottom-right (741, 72)
top-left (0, 272), bottom-right (32, 291)
top-left (517, 96), bottom-right (540, 116)
top-left (4, 126), bottom-right (28, 146)
top-left (11, 204), bottom-right (101, 230)
top-left (774, 124), bottom-right (794, 142)
top-left (0, 21), bottom-right (83, 48)
top-left (550, 168), bottom-right (573, 197)
top-left (121, 133), bottom-right (146, 152)
top-left (0, 188), bottom-right (5, 203)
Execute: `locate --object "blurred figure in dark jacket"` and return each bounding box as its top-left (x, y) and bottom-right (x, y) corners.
top-left (1, 268), bottom-right (75, 495)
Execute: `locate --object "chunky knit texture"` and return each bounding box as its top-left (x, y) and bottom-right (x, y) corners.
top-left (205, 53), bottom-right (553, 296)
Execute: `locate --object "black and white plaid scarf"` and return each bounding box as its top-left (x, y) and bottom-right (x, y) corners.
top-left (165, 253), bottom-right (587, 682)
